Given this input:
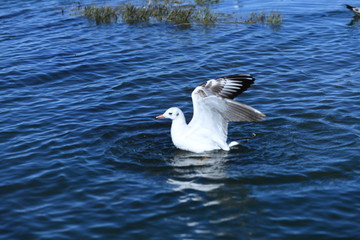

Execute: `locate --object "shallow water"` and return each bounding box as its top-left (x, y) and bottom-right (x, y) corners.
top-left (0, 0), bottom-right (359, 239)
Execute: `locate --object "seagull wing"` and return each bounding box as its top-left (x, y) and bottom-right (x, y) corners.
top-left (344, 4), bottom-right (360, 16)
top-left (188, 74), bottom-right (265, 143)
top-left (201, 74), bottom-right (256, 100)
top-left (345, 4), bottom-right (355, 11)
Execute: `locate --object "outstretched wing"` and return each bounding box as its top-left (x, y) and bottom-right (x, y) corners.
top-left (344, 4), bottom-right (360, 15)
top-left (345, 4), bottom-right (355, 10)
top-left (188, 74), bottom-right (265, 144)
top-left (198, 74), bottom-right (255, 99)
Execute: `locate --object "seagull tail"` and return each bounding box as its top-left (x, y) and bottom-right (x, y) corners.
top-left (229, 141), bottom-right (240, 148)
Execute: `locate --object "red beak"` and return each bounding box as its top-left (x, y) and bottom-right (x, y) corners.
top-left (156, 115), bottom-right (165, 119)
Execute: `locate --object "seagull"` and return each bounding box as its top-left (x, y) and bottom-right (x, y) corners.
top-left (156, 74), bottom-right (265, 153)
top-left (344, 4), bottom-right (360, 16)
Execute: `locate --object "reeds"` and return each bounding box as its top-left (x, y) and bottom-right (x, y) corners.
top-left (245, 11), bottom-right (283, 26)
top-left (76, 1), bottom-right (282, 28)
top-left (119, 4), bottom-right (216, 26)
top-left (83, 5), bottom-right (118, 24)
top-left (194, 0), bottom-right (220, 6)
top-left (266, 11), bottom-right (283, 25)
top-left (166, 7), bottom-right (193, 25)
top-left (121, 4), bottom-right (151, 24)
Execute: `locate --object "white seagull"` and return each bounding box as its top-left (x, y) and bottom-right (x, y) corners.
top-left (156, 74), bottom-right (265, 153)
top-left (344, 4), bottom-right (360, 16)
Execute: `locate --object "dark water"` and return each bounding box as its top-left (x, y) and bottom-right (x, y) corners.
top-left (1, 0), bottom-right (359, 239)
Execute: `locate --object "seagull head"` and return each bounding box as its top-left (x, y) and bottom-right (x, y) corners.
top-left (156, 107), bottom-right (182, 120)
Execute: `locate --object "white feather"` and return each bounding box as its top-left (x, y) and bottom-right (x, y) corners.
top-left (156, 74), bottom-right (265, 153)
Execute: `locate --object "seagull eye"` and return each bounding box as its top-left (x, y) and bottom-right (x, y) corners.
top-left (169, 112), bottom-right (173, 115)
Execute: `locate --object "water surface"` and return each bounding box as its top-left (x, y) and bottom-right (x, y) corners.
top-left (0, 0), bottom-right (359, 239)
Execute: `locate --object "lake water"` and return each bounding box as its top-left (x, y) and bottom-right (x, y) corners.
top-left (1, 0), bottom-right (359, 239)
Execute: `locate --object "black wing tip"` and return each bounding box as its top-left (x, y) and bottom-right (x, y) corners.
top-left (201, 73), bottom-right (258, 100)
top-left (224, 74), bottom-right (255, 80)
top-left (222, 74), bottom-right (256, 98)
top-left (222, 73), bottom-right (256, 84)
top-left (344, 4), bottom-right (354, 10)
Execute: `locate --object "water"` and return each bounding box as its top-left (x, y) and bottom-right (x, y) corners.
top-left (1, 0), bottom-right (359, 239)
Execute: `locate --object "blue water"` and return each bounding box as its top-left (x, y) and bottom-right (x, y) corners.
top-left (1, 0), bottom-right (359, 239)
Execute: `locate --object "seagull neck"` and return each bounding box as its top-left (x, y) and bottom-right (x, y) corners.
top-left (170, 115), bottom-right (187, 146)
top-left (171, 113), bottom-right (187, 131)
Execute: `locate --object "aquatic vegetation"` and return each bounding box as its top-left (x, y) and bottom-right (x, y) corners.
top-left (120, 4), bottom-right (194, 25)
top-left (245, 11), bottom-right (283, 26)
top-left (195, 8), bottom-right (217, 25)
top-left (266, 12), bottom-right (283, 25)
top-left (166, 7), bottom-right (194, 25)
top-left (194, 0), bottom-right (220, 6)
top-left (120, 4), bottom-right (151, 24)
top-left (119, 3), bottom-right (217, 26)
top-left (68, 0), bottom-right (282, 28)
top-left (83, 5), bottom-right (118, 24)
top-left (245, 11), bottom-right (266, 24)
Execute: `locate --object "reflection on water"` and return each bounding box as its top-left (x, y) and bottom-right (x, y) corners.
top-left (232, 0), bottom-right (244, 10)
top-left (167, 150), bottom-right (258, 238)
top-left (348, 16), bottom-right (360, 25)
top-left (167, 150), bottom-right (229, 192)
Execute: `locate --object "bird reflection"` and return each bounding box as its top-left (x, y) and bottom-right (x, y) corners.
top-left (348, 16), bottom-right (360, 26)
top-left (167, 150), bottom-right (229, 192)
top-left (166, 149), bottom-right (255, 234)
